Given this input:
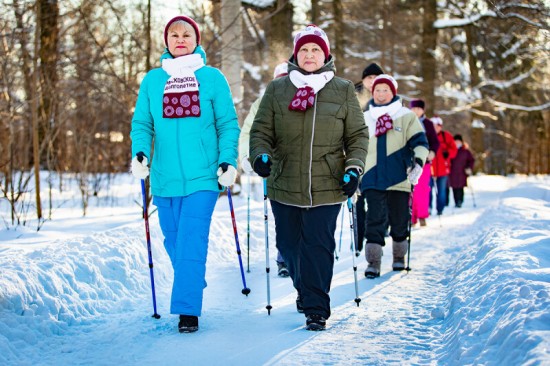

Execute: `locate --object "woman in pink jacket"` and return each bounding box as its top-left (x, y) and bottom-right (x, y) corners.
top-left (409, 99), bottom-right (439, 226)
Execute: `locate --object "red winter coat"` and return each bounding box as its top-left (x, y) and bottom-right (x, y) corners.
top-left (449, 147), bottom-right (475, 188)
top-left (431, 130), bottom-right (457, 177)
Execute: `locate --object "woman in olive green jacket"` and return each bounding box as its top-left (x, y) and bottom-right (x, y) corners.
top-left (249, 25), bottom-right (368, 331)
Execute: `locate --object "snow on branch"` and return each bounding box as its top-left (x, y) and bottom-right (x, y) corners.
top-left (498, 12), bottom-right (545, 28)
top-left (434, 5), bottom-right (546, 29)
top-left (434, 11), bottom-right (497, 28)
top-left (488, 98), bottom-right (550, 112)
top-left (478, 68), bottom-right (535, 89)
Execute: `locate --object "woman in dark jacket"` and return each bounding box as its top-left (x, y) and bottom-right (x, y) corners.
top-left (249, 24), bottom-right (368, 331)
top-left (409, 99), bottom-right (440, 226)
top-left (449, 134), bottom-right (475, 207)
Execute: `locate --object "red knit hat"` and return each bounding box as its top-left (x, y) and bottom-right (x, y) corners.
top-left (293, 24), bottom-right (330, 61)
top-left (164, 16), bottom-right (201, 47)
top-left (371, 74), bottom-right (398, 96)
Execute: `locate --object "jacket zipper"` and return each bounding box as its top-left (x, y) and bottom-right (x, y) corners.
top-left (308, 95), bottom-right (318, 206)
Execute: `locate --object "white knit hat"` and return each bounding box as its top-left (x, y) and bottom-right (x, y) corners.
top-left (273, 62), bottom-right (288, 79)
top-left (293, 24), bottom-right (330, 60)
top-left (431, 116), bottom-right (443, 125)
top-left (371, 74), bottom-right (398, 96)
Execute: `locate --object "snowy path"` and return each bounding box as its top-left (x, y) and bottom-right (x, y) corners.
top-left (1, 175), bottom-right (548, 365)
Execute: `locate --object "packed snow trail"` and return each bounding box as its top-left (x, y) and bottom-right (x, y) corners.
top-left (1, 175), bottom-right (548, 365)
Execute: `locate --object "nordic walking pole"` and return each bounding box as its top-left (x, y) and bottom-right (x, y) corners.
top-left (262, 154), bottom-right (272, 315)
top-left (406, 185), bottom-right (414, 272)
top-left (469, 183), bottom-right (477, 208)
top-left (247, 172), bottom-right (251, 272)
top-left (337, 203), bottom-right (345, 258)
top-left (346, 195), bottom-right (361, 307)
top-left (352, 197), bottom-right (360, 257)
top-left (226, 187), bottom-right (251, 296)
top-left (140, 179), bottom-right (161, 319)
top-left (343, 173), bottom-right (361, 306)
top-left (335, 203), bottom-right (344, 260)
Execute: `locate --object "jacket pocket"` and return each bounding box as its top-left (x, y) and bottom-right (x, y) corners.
top-left (272, 155), bottom-right (287, 181)
top-left (152, 196), bottom-right (177, 234)
top-left (324, 153), bottom-right (344, 182)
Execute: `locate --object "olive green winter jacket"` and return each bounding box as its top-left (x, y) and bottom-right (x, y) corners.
top-left (249, 58), bottom-right (369, 208)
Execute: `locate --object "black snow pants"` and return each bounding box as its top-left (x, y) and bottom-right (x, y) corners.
top-left (270, 200), bottom-right (341, 319)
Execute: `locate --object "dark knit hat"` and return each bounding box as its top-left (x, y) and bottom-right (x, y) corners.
top-left (454, 134), bottom-right (463, 142)
top-left (362, 63), bottom-right (384, 79)
top-left (164, 16), bottom-right (201, 47)
top-left (371, 74), bottom-right (398, 96)
top-left (409, 99), bottom-right (425, 109)
top-left (293, 24), bottom-right (330, 61)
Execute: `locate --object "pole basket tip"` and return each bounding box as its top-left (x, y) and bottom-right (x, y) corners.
top-left (354, 298), bottom-right (361, 307)
top-left (152, 313), bottom-right (161, 319)
top-left (266, 305), bottom-right (272, 315)
top-left (406, 267), bottom-right (412, 272)
top-left (242, 288), bottom-right (251, 296)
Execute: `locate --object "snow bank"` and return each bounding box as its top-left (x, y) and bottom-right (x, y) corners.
top-left (436, 180), bottom-right (550, 365)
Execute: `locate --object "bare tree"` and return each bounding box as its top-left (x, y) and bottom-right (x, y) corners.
top-left (420, 0), bottom-right (437, 116)
top-left (221, 0), bottom-right (243, 114)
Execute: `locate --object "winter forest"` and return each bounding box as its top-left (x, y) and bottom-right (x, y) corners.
top-left (0, 0), bottom-right (549, 225)
top-left (1, 1), bottom-right (549, 365)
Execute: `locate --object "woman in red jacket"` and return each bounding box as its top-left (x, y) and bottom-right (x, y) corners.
top-left (430, 116), bottom-right (457, 216)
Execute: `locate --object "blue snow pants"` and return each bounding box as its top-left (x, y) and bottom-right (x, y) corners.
top-left (432, 176), bottom-right (448, 215)
top-left (153, 191), bottom-right (218, 316)
top-left (270, 200), bottom-right (341, 319)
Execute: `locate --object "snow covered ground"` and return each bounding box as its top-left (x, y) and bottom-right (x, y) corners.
top-left (0, 174), bottom-right (549, 365)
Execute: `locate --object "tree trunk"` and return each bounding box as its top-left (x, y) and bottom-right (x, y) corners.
top-left (332, 0), bottom-right (344, 67)
top-left (269, 0), bottom-right (293, 65)
top-left (311, 0), bottom-right (320, 25)
top-left (221, 0), bottom-right (243, 115)
top-left (13, 0), bottom-right (33, 168)
top-left (421, 0), bottom-right (437, 116)
top-left (465, 24), bottom-right (480, 87)
top-left (33, 2), bottom-right (43, 223)
top-left (146, 0), bottom-right (151, 71)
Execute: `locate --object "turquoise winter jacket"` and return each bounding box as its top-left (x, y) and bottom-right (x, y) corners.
top-left (130, 46), bottom-right (240, 197)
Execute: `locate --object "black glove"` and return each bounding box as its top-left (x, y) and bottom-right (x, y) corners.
top-left (136, 151), bottom-right (146, 163)
top-left (253, 155), bottom-right (272, 178)
top-left (341, 168), bottom-right (360, 198)
top-left (442, 151), bottom-right (449, 159)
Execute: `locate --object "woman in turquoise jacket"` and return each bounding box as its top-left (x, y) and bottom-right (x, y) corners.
top-left (130, 16), bottom-right (240, 333)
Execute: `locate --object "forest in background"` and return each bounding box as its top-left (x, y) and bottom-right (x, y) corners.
top-left (0, 0), bottom-right (548, 224)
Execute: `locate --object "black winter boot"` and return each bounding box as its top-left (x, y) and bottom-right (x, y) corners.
top-left (178, 315), bottom-right (199, 333)
top-left (277, 261), bottom-right (290, 277)
top-left (305, 314), bottom-right (326, 331)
